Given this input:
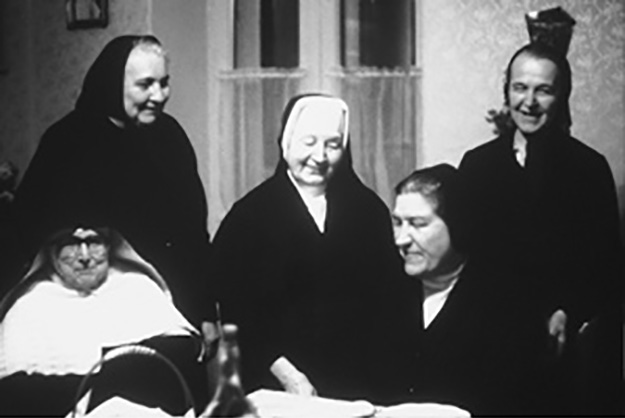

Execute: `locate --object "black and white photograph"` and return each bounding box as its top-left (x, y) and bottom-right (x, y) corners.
top-left (0, 1), bottom-right (623, 417)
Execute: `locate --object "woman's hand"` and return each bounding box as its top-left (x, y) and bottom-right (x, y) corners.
top-left (270, 356), bottom-right (318, 396)
top-left (547, 309), bottom-right (567, 357)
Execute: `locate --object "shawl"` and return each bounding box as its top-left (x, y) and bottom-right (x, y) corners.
top-left (75, 35), bottom-right (161, 122)
top-left (0, 229), bottom-right (196, 379)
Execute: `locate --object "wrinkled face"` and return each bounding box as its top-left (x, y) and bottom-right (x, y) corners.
top-left (392, 193), bottom-right (453, 278)
top-left (284, 106), bottom-right (345, 190)
top-left (508, 54), bottom-right (560, 136)
top-left (52, 229), bottom-right (109, 294)
top-left (123, 46), bottom-right (170, 126)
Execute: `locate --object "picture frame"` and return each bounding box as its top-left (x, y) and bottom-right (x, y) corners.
top-left (66, 0), bottom-right (108, 30)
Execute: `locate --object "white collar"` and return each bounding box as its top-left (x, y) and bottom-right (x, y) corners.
top-left (421, 262), bottom-right (464, 328)
top-left (423, 276), bottom-right (459, 329)
top-left (513, 130), bottom-right (528, 167)
top-left (287, 170), bottom-right (327, 233)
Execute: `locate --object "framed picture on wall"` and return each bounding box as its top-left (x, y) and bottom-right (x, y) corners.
top-left (66, 0), bottom-right (108, 30)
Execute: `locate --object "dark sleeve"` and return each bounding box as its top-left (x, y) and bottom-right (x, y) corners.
top-left (563, 155), bottom-right (623, 325)
top-left (168, 116), bottom-right (210, 238)
top-left (11, 120), bottom-right (82, 262)
top-left (157, 115), bottom-right (214, 323)
top-left (456, 149), bottom-right (481, 254)
top-left (209, 198), bottom-right (288, 392)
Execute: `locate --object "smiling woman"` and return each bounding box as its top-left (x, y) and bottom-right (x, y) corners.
top-left (458, 40), bottom-right (623, 415)
top-left (50, 228), bottom-right (110, 295)
top-left (122, 44), bottom-right (170, 127)
top-left (210, 93), bottom-right (407, 403)
top-left (507, 55), bottom-right (559, 138)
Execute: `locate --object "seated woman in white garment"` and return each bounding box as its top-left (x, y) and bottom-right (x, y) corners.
top-left (0, 224), bottom-right (210, 416)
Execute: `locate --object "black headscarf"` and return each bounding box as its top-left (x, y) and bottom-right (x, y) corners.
top-left (75, 35), bottom-right (162, 121)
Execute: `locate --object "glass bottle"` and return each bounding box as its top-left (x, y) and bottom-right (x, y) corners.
top-left (200, 323), bottom-right (258, 418)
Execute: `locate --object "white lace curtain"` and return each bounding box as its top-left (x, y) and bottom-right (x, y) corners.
top-left (337, 69), bottom-right (419, 207)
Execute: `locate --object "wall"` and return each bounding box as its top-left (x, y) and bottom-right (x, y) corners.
top-left (421, 0), bottom-right (625, 216)
top-left (151, 0), bottom-right (210, 190)
top-left (0, 0), bottom-right (151, 179)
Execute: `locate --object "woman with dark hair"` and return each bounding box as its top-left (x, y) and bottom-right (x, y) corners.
top-left (390, 164), bottom-right (539, 416)
top-left (210, 94), bottom-right (406, 402)
top-left (458, 42), bottom-right (623, 414)
top-left (11, 35), bottom-right (212, 325)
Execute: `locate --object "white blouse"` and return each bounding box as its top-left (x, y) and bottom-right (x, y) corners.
top-left (287, 170), bottom-right (327, 233)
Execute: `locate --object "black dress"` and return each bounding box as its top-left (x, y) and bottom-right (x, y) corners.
top-left (458, 129), bottom-right (622, 327)
top-left (391, 261), bottom-right (545, 416)
top-left (457, 128), bottom-right (624, 414)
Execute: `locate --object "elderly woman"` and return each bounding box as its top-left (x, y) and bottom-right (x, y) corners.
top-left (0, 226), bottom-right (208, 416)
top-left (11, 35), bottom-right (212, 325)
top-left (458, 42), bottom-right (623, 414)
top-left (210, 94), bottom-right (405, 402)
top-left (390, 164), bottom-right (544, 416)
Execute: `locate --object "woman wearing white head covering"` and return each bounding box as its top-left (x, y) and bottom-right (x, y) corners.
top-left (210, 94), bottom-right (407, 403)
top-left (0, 226), bottom-right (208, 416)
top-left (280, 95), bottom-right (349, 231)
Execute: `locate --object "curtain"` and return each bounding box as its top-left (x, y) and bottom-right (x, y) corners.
top-left (210, 69), bottom-right (302, 231)
top-left (336, 68), bottom-right (419, 207)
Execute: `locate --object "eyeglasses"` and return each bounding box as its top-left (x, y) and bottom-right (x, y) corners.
top-left (55, 236), bottom-right (109, 261)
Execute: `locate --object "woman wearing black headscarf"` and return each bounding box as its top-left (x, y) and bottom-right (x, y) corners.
top-left (210, 94), bottom-right (407, 402)
top-left (11, 35), bottom-right (212, 325)
top-left (458, 43), bottom-right (623, 414)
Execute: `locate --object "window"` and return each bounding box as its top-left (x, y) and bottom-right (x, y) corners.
top-left (337, 0), bottom-right (419, 206)
top-left (234, 0), bottom-right (299, 69)
top-left (206, 0), bottom-right (420, 232)
top-left (341, 0), bottom-right (415, 69)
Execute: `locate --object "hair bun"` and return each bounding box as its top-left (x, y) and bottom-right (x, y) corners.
top-left (525, 6), bottom-right (576, 56)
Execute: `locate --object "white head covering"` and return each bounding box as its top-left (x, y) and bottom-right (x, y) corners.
top-left (279, 95), bottom-right (349, 233)
top-left (280, 95), bottom-right (349, 161)
top-left (0, 228), bottom-right (196, 378)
